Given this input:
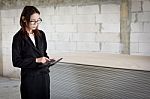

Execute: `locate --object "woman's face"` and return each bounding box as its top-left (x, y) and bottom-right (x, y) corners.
top-left (27, 13), bottom-right (41, 30)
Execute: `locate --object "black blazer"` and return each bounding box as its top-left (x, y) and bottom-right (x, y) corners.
top-left (12, 29), bottom-right (49, 74)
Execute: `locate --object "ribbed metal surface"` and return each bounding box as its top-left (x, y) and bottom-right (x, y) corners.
top-left (50, 63), bottom-right (150, 99)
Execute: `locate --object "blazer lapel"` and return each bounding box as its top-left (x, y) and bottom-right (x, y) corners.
top-left (24, 35), bottom-right (43, 55)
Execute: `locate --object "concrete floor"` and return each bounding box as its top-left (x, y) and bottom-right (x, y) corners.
top-left (0, 76), bottom-right (20, 99)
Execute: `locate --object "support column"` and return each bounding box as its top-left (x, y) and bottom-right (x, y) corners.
top-left (0, 11), bottom-right (3, 76)
top-left (120, 0), bottom-right (130, 54)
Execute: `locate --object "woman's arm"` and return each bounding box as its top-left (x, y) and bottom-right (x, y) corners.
top-left (41, 30), bottom-right (49, 58)
top-left (12, 35), bottom-right (37, 69)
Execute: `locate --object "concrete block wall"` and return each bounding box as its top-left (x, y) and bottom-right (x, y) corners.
top-left (0, 9), bottom-right (21, 78)
top-left (97, 4), bottom-right (120, 53)
top-left (130, 0), bottom-right (150, 56)
top-left (39, 4), bottom-right (121, 54)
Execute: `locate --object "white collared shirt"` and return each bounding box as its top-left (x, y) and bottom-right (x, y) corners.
top-left (29, 33), bottom-right (36, 46)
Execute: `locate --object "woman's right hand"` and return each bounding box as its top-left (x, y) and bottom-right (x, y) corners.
top-left (36, 57), bottom-right (50, 64)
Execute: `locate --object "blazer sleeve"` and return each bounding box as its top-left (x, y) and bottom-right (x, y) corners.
top-left (12, 35), bottom-right (37, 69)
top-left (41, 31), bottom-right (49, 58)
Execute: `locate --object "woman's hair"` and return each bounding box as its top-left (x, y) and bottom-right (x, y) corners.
top-left (20, 6), bottom-right (40, 36)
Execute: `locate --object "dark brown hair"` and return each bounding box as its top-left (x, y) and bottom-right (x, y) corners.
top-left (20, 6), bottom-right (40, 36)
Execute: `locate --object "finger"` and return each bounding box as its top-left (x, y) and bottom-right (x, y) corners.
top-left (45, 57), bottom-right (50, 61)
top-left (50, 58), bottom-right (55, 60)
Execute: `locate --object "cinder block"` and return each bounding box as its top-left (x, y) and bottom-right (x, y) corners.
top-left (3, 55), bottom-right (11, 64)
top-left (130, 33), bottom-right (150, 43)
top-left (55, 6), bottom-right (76, 15)
top-left (77, 42), bottom-right (100, 51)
top-left (52, 16), bottom-right (72, 24)
top-left (143, 1), bottom-right (150, 11)
top-left (69, 33), bottom-right (76, 42)
top-left (101, 4), bottom-right (120, 14)
top-left (55, 41), bottom-right (76, 51)
top-left (2, 32), bottom-right (13, 41)
top-left (47, 41), bottom-right (55, 50)
top-left (130, 43), bottom-right (139, 53)
top-left (139, 43), bottom-right (150, 53)
top-left (131, 22), bottom-right (143, 32)
top-left (1, 17), bottom-right (14, 25)
top-left (71, 33), bottom-right (96, 42)
top-left (138, 12), bottom-right (150, 22)
top-left (77, 24), bottom-right (99, 33)
top-left (1, 24), bottom-right (19, 33)
top-left (131, 1), bottom-right (142, 12)
top-left (136, 12), bottom-right (143, 22)
top-left (138, 33), bottom-right (150, 42)
top-left (2, 41), bottom-right (12, 48)
top-left (142, 12), bottom-right (150, 22)
top-left (101, 23), bottom-right (120, 33)
top-left (96, 33), bottom-right (120, 42)
top-left (51, 32), bottom-right (72, 41)
top-left (2, 47), bottom-right (11, 56)
top-left (144, 23), bottom-right (150, 32)
top-left (130, 33), bottom-right (139, 42)
top-left (96, 13), bottom-right (120, 24)
top-left (73, 15), bottom-right (95, 23)
top-left (101, 42), bottom-right (120, 53)
top-left (56, 24), bottom-right (77, 32)
top-left (51, 33), bottom-right (58, 41)
top-left (131, 33), bottom-right (150, 43)
top-left (77, 5), bottom-right (99, 14)
top-left (72, 33), bottom-right (96, 42)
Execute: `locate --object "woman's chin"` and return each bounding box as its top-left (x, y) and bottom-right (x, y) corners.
top-left (32, 27), bottom-right (36, 30)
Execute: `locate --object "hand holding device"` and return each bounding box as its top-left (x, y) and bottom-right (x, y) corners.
top-left (43, 58), bottom-right (63, 67)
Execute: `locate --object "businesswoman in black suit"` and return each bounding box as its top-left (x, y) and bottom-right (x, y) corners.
top-left (12, 6), bottom-right (51, 99)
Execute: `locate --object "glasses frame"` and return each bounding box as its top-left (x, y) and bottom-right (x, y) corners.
top-left (29, 18), bottom-right (42, 25)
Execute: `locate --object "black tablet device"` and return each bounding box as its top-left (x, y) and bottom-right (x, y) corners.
top-left (44, 58), bottom-right (63, 67)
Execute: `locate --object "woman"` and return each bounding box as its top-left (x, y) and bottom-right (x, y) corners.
top-left (12, 6), bottom-right (50, 99)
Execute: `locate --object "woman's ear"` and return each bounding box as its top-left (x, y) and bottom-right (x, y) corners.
top-left (22, 16), bottom-right (26, 22)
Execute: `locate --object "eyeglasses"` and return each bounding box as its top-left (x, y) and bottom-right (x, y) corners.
top-left (29, 18), bottom-right (42, 25)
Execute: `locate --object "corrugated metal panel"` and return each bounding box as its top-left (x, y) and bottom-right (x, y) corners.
top-left (50, 63), bottom-right (150, 99)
